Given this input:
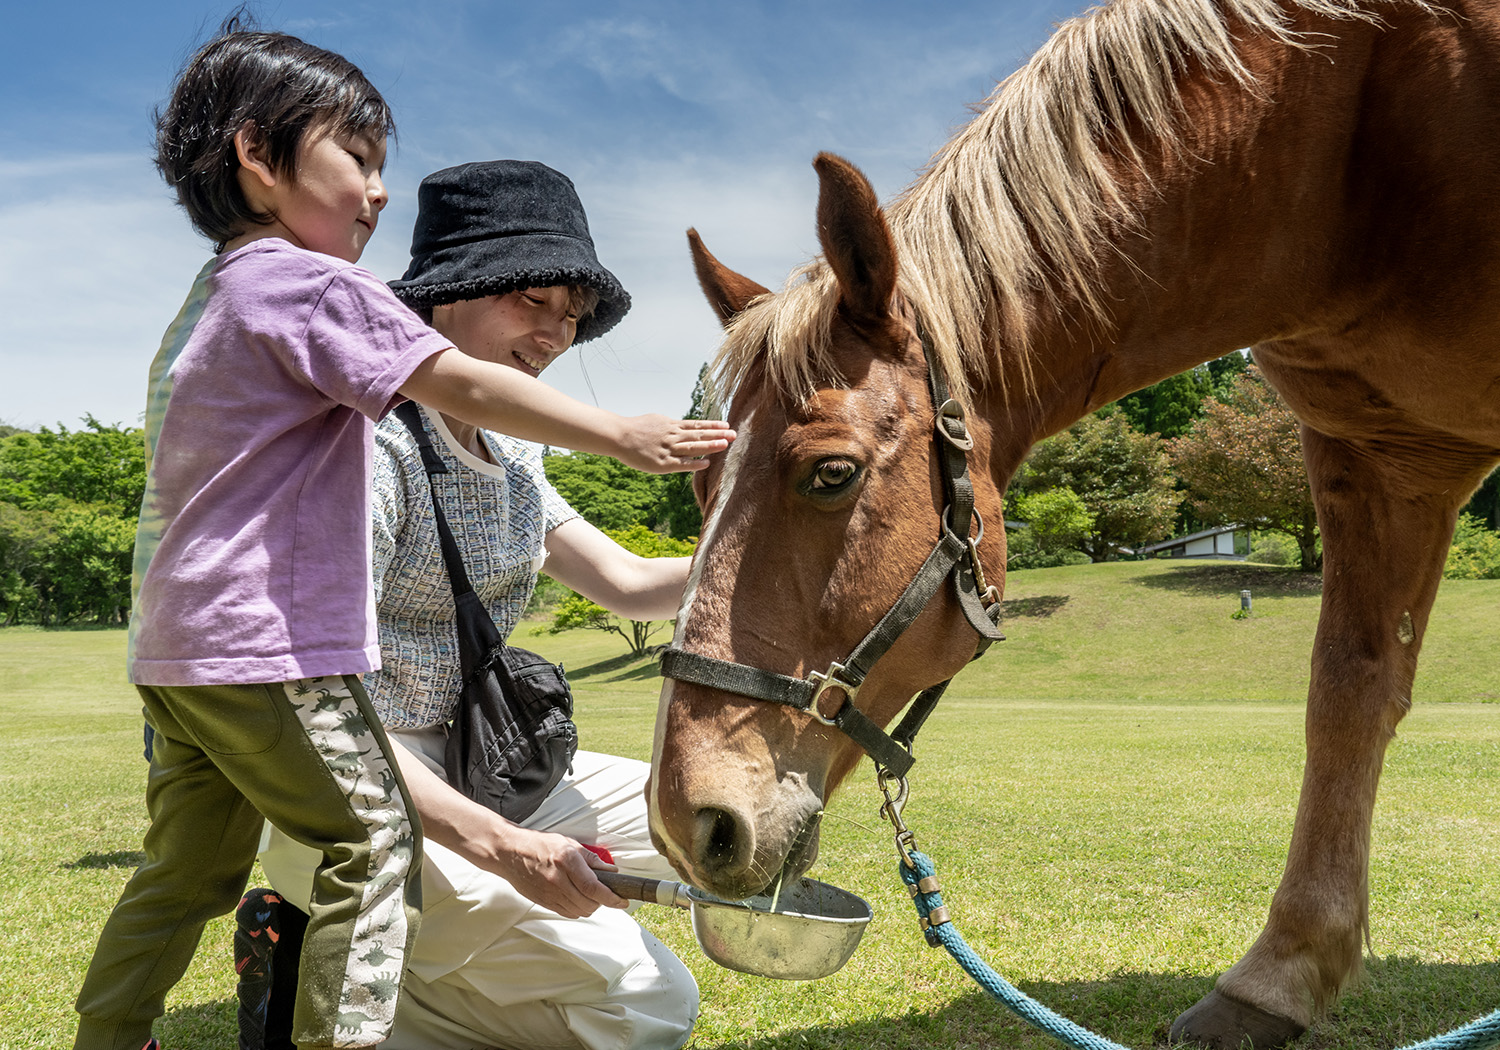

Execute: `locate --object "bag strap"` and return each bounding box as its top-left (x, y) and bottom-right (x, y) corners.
top-left (392, 401), bottom-right (477, 600)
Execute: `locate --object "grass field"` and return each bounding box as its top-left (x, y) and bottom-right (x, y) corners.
top-left (2, 559), bottom-right (1496, 1050)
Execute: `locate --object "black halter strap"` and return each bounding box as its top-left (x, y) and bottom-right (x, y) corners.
top-left (657, 335), bottom-right (1003, 778)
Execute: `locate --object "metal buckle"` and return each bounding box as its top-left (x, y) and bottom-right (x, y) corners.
top-left (877, 765), bottom-right (918, 867)
top-left (935, 399), bottom-right (974, 451)
top-left (806, 662), bottom-right (859, 725)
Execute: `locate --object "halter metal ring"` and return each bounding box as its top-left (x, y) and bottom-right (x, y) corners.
top-left (941, 506), bottom-right (986, 544)
top-left (806, 661), bottom-right (860, 724)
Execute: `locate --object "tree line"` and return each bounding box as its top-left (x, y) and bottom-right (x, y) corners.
top-left (0, 416), bottom-right (143, 625)
top-left (1009, 353), bottom-right (1500, 577)
top-left (6, 358), bottom-right (1498, 630)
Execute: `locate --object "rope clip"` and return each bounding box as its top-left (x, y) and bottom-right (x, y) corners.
top-left (967, 532), bottom-right (1002, 606)
top-left (877, 764), bottom-right (918, 867)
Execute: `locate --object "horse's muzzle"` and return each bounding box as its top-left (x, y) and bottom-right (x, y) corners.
top-left (681, 795), bottom-right (823, 901)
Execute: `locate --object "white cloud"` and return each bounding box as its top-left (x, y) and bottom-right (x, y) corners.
top-left (0, 149), bottom-right (822, 430)
top-left (0, 154), bottom-right (206, 428)
top-left (0, 0), bottom-right (1086, 430)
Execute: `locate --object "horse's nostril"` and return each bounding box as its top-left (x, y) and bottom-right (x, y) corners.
top-left (694, 806), bottom-right (747, 873)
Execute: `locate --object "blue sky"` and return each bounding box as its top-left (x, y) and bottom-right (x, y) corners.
top-left (0, 0), bottom-right (1083, 431)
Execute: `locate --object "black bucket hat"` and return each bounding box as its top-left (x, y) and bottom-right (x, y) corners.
top-left (389, 160), bottom-right (630, 343)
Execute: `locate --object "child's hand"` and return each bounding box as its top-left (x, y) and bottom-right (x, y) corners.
top-left (616, 416), bottom-right (735, 474)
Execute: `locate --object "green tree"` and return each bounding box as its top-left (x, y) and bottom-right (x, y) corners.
top-left (543, 452), bottom-right (664, 531)
top-left (1015, 414), bottom-right (1178, 562)
top-left (1109, 352), bottom-right (1250, 439)
top-left (1444, 512), bottom-right (1500, 580)
top-left (545, 525), bottom-right (695, 655)
top-left (1005, 487), bottom-right (1095, 569)
top-left (1461, 466), bottom-right (1500, 530)
top-left (0, 415), bottom-right (147, 517)
top-left (0, 503), bottom-right (52, 625)
top-left (31, 504), bottom-right (136, 625)
top-left (1168, 367), bottom-right (1320, 570)
top-left (1207, 350), bottom-right (1250, 398)
top-left (0, 417), bottom-right (145, 624)
top-left (1111, 368), bottom-right (1211, 439)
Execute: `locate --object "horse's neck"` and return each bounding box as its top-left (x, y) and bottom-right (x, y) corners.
top-left (965, 7), bottom-right (1388, 461)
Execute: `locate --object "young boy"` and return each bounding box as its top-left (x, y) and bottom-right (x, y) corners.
top-left (74, 25), bottom-right (730, 1050)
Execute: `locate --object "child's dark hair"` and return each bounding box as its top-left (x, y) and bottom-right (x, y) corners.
top-left (155, 16), bottom-right (395, 249)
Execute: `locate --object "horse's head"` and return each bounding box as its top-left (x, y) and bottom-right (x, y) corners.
top-left (647, 154), bottom-right (1007, 900)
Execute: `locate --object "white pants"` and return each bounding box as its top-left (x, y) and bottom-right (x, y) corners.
top-left (260, 733), bottom-right (699, 1050)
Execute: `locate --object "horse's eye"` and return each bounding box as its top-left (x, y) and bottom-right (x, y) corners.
top-left (809, 459), bottom-right (859, 492)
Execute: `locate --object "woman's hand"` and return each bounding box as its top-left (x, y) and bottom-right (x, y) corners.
top-left (383, 735), bottom-right (627, 917)
top-left (487, 824), bottom-right (627, 918)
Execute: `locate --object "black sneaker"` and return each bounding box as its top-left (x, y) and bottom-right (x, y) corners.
top-left (234, 888), bottom-right (306, 1050)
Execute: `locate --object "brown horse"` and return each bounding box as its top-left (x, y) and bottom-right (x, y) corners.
top-left (647, 0), bottom-right (1500, 1046)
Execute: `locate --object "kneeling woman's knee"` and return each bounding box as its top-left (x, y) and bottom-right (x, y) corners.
top-left (609, 935), bottom-right (699, 1050)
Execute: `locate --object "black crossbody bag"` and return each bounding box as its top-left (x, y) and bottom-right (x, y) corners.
top-left (393, 402), bottom-right (578, 823)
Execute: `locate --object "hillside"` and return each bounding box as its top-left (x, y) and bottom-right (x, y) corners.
top-left (950, 559), bottom-right (1500, 703)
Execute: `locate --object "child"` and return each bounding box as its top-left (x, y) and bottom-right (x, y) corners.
top-left (74, 24), bottom-right (731, 1050)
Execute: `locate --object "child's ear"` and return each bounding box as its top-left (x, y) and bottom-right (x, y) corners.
top-left (233, 123), bottom-right (279, 189)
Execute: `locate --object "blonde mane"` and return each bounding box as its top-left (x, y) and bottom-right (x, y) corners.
top-left (714, 0), bottom-right (1399, 409)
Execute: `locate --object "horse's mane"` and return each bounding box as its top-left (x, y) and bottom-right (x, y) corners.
top-left (714, 0), bottom-right (1401, 409)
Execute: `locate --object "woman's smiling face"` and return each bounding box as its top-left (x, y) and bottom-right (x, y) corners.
top-left (432, 287), bottom-right (579, 377)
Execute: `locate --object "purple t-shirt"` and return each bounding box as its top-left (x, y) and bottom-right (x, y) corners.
top-left (127, 239), bottom-right (451, 686)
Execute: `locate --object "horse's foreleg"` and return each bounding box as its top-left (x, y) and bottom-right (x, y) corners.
top-left (1173, 429), bottom-right (1482, 1050)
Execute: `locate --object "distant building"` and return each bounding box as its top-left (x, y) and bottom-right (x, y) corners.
top-left (1134, 524), bottom-right (1249, 560)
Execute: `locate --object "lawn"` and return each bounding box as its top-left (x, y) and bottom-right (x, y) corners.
top-left (2, 560), bottom-right (1496, 1050)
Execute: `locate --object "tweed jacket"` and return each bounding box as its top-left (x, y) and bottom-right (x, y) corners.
top-left (366, 404), bottom-right (577, 729)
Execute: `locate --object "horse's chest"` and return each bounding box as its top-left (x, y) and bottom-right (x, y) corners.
top-left (1256, 341), bottom-right (1500, 455)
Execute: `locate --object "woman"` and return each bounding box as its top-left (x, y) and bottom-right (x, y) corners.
top-left (256, 160), bottom-right (702, 1050)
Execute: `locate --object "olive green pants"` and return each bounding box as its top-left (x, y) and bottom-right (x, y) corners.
top-left (74, 676), bottom-right (422, 1050)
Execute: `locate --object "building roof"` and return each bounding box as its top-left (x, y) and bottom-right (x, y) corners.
top-left (1135, 523), bottom-right (1247, 555)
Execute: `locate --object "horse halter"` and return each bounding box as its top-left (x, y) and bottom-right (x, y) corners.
top-left (657, 334), bottom-right (1005, 779)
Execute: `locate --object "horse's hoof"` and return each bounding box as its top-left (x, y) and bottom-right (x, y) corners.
top-left (1170, 989), bottom-right (1306, 1050)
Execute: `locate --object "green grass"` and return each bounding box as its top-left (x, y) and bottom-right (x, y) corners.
top-left (2, 560), bottom-right (1496, 1049)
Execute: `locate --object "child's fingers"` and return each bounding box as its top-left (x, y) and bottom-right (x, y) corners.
top-left (671, 437), bottom-right (732, 457)
top-left (677, 420), bottom-right (735, 442)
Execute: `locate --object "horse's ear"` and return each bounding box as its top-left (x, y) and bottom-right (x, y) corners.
top-left (688, 228), bottom-right (770, 328)
top-left (813, 152), bottom-right (897, 327)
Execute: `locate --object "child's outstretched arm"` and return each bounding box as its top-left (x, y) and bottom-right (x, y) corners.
top-left (401, 348), bottom-right (734, 473)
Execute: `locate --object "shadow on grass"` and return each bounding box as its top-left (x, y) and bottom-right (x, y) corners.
top-left (63, 849), bottom-right (145, 869)
top-left (569, 651), bottom-right (662, 683)
top-left (693, 959), bottom-right (1499, 1050)
top-left (1004, 594), bottom-right (1071, 619)
top-left (1137, 563), bottom-right (1323, 599)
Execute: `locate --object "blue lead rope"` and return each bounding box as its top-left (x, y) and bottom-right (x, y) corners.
top-left (899, 849), bottom-right (1500, 1050)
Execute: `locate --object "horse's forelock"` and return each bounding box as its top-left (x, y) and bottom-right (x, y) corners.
top-left (712, 263), bottom-right (845, 409)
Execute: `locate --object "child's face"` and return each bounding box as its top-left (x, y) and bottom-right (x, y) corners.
top-left (246, 125), bottom-right (389, 263)
top-left (432, 288), bottom-right (579, 378)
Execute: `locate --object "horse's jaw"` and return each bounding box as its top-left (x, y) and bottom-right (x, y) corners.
top-left (648, 680), bottom-right (830, 900)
